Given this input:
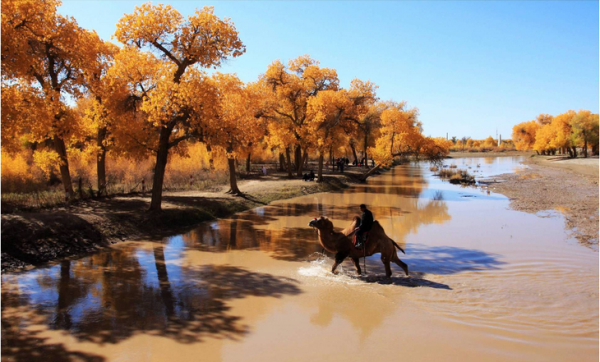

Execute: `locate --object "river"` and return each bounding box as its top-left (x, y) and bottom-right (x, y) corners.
top-left (2, 156), bottom-right (598, 362)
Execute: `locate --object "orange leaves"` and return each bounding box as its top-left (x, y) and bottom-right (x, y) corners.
top-left (370, 102), bottom-right (438, 166)
top-left (570, 110), bottom-right (599, 150)
top-left (180, 6), bottom-right (245, 67)
top-left (115, 3), bottom-right (244, 70)
top-left (512, 120), bottom-right (540, 151)
top-left (262, 55), bottom-right (341, 154)
top-left (206, 73), bottom-right (266, 155)
top-left (305, 89), bottom-right (353, 149)
top-left (110, 3), bottom-right (246, 157)
top-left (513, 110), bottom-right (599, 155)
top-left (114, 3), bottom-right (183, 50)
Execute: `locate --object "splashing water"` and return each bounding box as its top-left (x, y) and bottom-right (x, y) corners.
top-left (297, 253), bottom-right (386, 287)
top-left (297, 253), bottom-right (359, 284)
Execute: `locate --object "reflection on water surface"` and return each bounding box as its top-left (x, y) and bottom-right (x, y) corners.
top-left (2, 157), bottom-right (597, 362)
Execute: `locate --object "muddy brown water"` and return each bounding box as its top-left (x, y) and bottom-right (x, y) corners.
top-left (2, 157), bottom-right (598, 362)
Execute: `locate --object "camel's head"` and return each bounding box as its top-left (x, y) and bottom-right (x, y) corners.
top-left (308, 216), bottom-right (333, 231)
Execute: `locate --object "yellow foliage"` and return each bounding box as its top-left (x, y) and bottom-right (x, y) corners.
top-left (32, 149), bottom-right (62, 178)
top-left (482, 136), bottom-right (497, 148)
top-left (1, 150), bottom-right (38, 191)
top-left (512, 120), bottom-right (540, 150)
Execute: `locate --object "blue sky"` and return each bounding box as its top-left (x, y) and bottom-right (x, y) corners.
top-left (59, 1), bottom-right (599, 139)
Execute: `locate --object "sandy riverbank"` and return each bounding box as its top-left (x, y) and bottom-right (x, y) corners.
top-left (485, 155), bottom-right (599, 247)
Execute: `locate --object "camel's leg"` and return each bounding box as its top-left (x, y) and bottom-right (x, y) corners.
top-left (332, 251), bottom-right (348, 275)
top-left (381, 255), bottom-right (392, 278)
top-left (393, 258), bottom-right (409, 276)
top-left (351, 257), bottom-right (362, 275)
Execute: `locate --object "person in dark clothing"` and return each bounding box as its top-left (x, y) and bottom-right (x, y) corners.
top-left (303, 170), bottom-right (315, 181)
top-left (354, 204), bottom-right (373, 249)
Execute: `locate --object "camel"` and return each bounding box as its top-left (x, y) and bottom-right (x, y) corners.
top-left (308, 216), bottom-right (408, 278)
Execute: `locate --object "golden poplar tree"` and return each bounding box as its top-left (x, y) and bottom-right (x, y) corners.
top-left (2, 0), bottom-right (99, 195)
top-left (263, 55), bottom-right (339, 177)
top-left (113, 3), bottom-right (245, 211)
top-left (512, 120), bottom-right (540, 151)
top-left (206, 73), bottom-right (267, 194)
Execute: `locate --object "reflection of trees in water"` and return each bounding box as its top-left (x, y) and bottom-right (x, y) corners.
top-left (154, 245), bottom-right (175, 317)
top-left (1, 246), bottom-right (302, 349)
top-left (180, 181), bottom-right (451, 261)
top-left (183, 220), bottom-right (322, 261)
top-left (1, 163), bottom-right (454, 356)
top-left (2, 274), bottom-right (106, 361)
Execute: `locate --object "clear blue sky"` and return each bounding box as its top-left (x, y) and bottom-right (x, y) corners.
top-left (59, 0), bottom-right (599, 140)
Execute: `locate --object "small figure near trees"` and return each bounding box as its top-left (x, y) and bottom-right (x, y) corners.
top-left (303, 170), bottom-right (316, 181)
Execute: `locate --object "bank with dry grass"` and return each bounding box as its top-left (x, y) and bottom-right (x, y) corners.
top-left (1, 169), bottom-right (359, 272)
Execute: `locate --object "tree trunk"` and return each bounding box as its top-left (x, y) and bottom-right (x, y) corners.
top-left (350, 142), bottom-right (358, 164)
top-left (279, 153), bottom-right (285, 171)
top-left (206, 144), bottom-right (215, 170)
top-left (246, 152), bottom-right (251, 173)
top-left (301, 147), bottom-right (309, 171)
top-left (329, 147), bottom-right (333, 172)
top-left (97, 127), bottom-right (107, 196)
top-left (53, 135), bottom-right (74, 196)
top-left (149, 126), bottom-right (172, 212)
top-left (78, 177), bottom-right (83, 199)
top-left (584, 139), bottom-right (588, 158)
top-left (572, 147), bottom-right (577, 157)
top-left (285, 147), bottom-right (293, 177)
top-left (317, 149), bottom-right (324, 182)
top-left (363, 134), bottom-right (369, 168)
top-left (294, 145), bottom-right (302, 173)
top-left (360, 163), bottom-right (382, 181)
top-left (295, 145), bottom-right (303, 176)
top-left (227, 156), bottom-right (241, 194)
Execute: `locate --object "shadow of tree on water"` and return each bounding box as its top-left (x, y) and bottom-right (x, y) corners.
top-left (1, 248), bottom-right (302, 360)
top-left (2, 287), bottom-right (105, 362)
top-left (1, 317), bottom-right (105, 362)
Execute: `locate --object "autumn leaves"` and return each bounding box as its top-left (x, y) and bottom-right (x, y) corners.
top-left (2, 1), bottom-right (447, 211)
top-left (512, 111), bottom-right (599, 157)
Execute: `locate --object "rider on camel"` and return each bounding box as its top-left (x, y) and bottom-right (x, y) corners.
top-left (354, 204), bottom-right (373, 249)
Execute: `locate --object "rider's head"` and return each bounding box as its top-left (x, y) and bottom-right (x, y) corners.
top-left (359, 204), bottom-right (367, 211)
